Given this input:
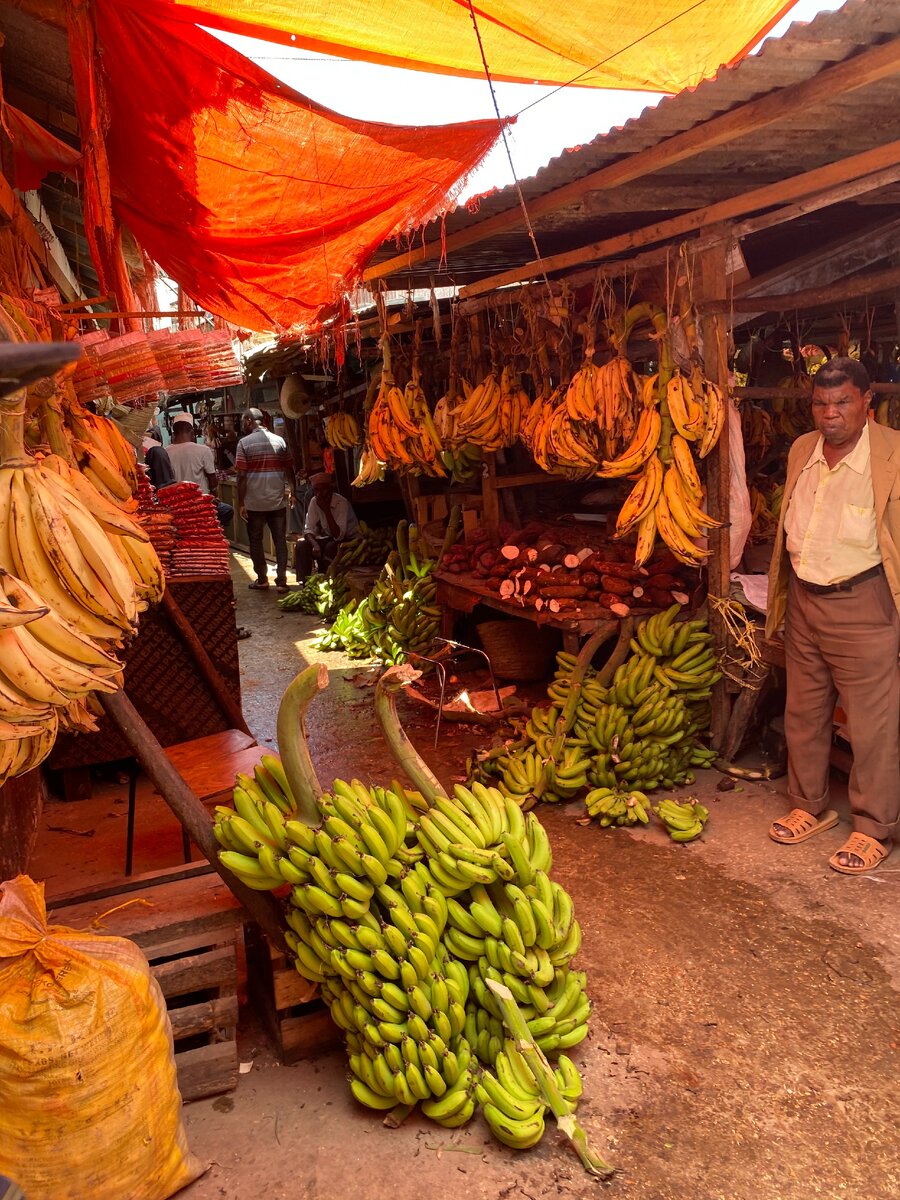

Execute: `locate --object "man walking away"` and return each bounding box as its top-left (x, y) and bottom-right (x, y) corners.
top-left (296, 472), bottom-right (359, 580)
top-left (236, 408), bottom-right (294, 592)
top-left (766, 357), bottom-right (899, 874)
top-left (166, 412), bottom-right (234, 530)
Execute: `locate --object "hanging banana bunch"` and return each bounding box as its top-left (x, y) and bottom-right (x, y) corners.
top-left (602, 302), bottom-right (728, 568)
top-left (325, 410), bottom-right (361, 451)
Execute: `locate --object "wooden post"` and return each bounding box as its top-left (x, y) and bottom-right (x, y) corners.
top-left (99, 689), bottom-right (288, 953)
top-left (0, 768), bottom-right (45, 879)
top-left (697, 239), bottom-right (732, 749)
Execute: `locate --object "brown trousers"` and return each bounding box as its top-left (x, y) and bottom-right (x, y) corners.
top-left (784, 570), bottom-right (900, 840)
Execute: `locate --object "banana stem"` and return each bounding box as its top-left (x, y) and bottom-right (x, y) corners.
top-left (375, 665), bottom-right (448, 803)
top-left (485, 979), bottom-right (615, 1180)
top-left (437, 504), bottom-right (461, 568)
top-left (0, 391), bottom-right (32, 467)
top-left (275, 663), bottom-right (329, 826)
top-left (595, 618), bottom-right (636, 687)
top-left (535, 623), bottom-right (620, 800)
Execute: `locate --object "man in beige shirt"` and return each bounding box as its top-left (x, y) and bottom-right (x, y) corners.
top-left (766, 357), bottom-right (900, 873)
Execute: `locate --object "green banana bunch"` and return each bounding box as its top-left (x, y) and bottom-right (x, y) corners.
top-left (653, 797), bottom-right (710, 841)
top-left (478, 604), bottom-right (718, 814)
top-left (313, 523), bottom-right (440, 664)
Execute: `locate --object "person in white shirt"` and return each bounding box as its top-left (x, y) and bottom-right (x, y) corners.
top-left (295, 472), bottom-right (359, 580)
top-left (166, 412), bottom-right (233, 529)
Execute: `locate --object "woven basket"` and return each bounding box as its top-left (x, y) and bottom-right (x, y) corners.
top-left (476, 618), bottom-right (559, 682)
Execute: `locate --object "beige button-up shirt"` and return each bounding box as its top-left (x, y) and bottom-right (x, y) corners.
top-left (783, 422), bottom-right (881, 585)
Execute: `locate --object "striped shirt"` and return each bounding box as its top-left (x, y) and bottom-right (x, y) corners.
top-left (235, 427), bottom-right (293, 511)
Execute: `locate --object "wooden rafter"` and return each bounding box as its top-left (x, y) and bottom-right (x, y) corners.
top-left (364, 36), bottom-right (900, 284)
top-left (457, 140), bottom-right (900, 299)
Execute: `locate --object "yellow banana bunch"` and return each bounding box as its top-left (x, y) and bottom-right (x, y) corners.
top-left (352, 443), bottom-right (386, 487)
top-left (597, 405), bottom-right (661, 477)
top-left (60, 393), bottom-right (140, 503)
top-left (615, 452), bottom-right (663, 538)
top-left (454, 366), bottom-right (526, 451)
top-left (325, 411), bottom-right (361, 451)
top-left (697, 378), bottom-right (727, 458)
top-left (595, 357), bottom-right (641, 458)
top-left (654, 484), bottom-right (710, 567)
top-left (665, 370), bottom-right (705, 442)
top-left (670, 434), bottom-right (703, 504)
top-left (564, 360), bottom-right (599, 422)
top-left (0, 709), bottom-right (59, 788)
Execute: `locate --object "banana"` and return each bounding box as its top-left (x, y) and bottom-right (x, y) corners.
top-left (482, 1102), bottom-right (546, 1149)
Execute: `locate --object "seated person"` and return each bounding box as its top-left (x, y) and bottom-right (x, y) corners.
top-left (295, 472), bottom-right (359, 580)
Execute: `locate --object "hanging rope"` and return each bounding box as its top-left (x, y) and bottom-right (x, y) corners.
top-left (465, 0), bottom-right (551, 294)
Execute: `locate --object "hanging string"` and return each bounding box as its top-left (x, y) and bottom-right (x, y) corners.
top-left (465, 0), bottom-right (551, 294)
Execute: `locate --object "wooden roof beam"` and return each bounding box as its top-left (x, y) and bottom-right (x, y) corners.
top-left (364, 35), bottom-right (900, 283)
top-left (699, 263), bottom-right (900, 315)
top-left (457, 139), bottom-right (900, 299)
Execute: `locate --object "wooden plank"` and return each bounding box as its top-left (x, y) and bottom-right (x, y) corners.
top-left (697, 241), bottom-right (732, 750)
top-left (364, 38), bottom-right (900, 282)
top-left (0, 767), bottom-right (44, 878)
top-left (280, 1005), bottom-right (343, 1063)
top-left (169, 994), bottom-right (238, 1042)
top-left (273, 959), bottom-right (319, 1010)
top-left (492, 471), bottom-right (563, 490)
top-left (458, 139), bottom-right (900, 299)
top-left (158, 742), bottom-right (263, 802)
top-left (176, 1040), bottom-right (239, 1103)
top-left (51, 870), bottom-right (242, 948)
top-left (48, 860), bottom-right (215, 909)
top-left (153, 943), bottom-right (236, 1000)
top-left (733, 216), bottom-right (900, 300)
top-left (699, 263), bottom-right (900, 315)
top-left (142, 920), bottom-right (239, 963)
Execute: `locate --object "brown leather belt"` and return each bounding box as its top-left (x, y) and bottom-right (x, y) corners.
top-left (794, 563), bottom-right (883, 595)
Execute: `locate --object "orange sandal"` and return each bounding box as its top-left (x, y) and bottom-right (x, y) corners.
top-left (768, 807), bottom-right (839, 844)
top-left (828, 832), bottom-right (892, 875)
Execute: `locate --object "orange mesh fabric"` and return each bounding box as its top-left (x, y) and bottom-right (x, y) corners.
top-left (90, 0), bottom-right (505, 332)
top-left (143, 0), bottom-right (796, 92)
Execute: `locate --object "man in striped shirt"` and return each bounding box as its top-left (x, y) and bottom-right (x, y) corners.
top-left (236, 408), bottom-right (294, 592)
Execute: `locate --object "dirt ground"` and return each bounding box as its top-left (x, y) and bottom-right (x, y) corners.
top-left (34, 551), bottom-right (900, 1200)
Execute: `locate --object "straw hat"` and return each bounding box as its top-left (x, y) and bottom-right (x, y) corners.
top-left (280, 373), bottom-right (312, 419)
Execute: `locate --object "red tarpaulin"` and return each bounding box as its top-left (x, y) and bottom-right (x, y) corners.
top-left (83, 0), bottom-right (507, 332)
top-left (3, 103), bottom-right (81, 191)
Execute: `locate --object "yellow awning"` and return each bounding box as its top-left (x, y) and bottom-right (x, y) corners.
top-left (153, 0), bottom-right (798, 93)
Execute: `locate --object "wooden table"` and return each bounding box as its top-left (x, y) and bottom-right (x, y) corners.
top-left (435, 569), bottom-right (629, 653)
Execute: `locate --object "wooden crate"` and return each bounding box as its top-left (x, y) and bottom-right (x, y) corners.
top-left (244, 921), bottom-right (342, 1064)
top-left (50, 863), bottom-right (242, 1102)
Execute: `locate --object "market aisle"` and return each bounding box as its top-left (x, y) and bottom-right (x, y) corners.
top-left (177, 556), bottom-right (900, 1200)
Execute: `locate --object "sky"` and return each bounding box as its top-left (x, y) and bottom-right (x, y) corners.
top-left (212, 0), bottom-right (847, 200)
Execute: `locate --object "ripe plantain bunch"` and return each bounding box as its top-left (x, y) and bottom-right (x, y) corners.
top-left (365, 336), bottom-right (446, 478)
top-left (605, 366), bottom-right (728, 568)
top-left (452, 365), bottom-right (529, 452)
top-left (0, 386), bottom-right (162, 784)
top-left (324, 411), bottom-right (361, 451)
top-left (212, 665), bottom-right (596, 1160)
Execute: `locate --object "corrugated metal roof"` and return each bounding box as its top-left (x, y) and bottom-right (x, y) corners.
top-left (368, 0), bottom-right (900, 289)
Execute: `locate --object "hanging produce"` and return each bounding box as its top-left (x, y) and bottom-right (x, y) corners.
top-left (364, 331), bottom-right (446, 477)
top-left (595, 303), bottom-right (727, 567)
top-left (211, 663), bottom-right (612, 1176)
top-left (0, 378), bottom-right (162, 785)
top-left (324, 411), bottom-right (361, 451)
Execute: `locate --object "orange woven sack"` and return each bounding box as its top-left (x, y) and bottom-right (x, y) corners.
top-left (0, 876), bottom-right (204, 1199)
